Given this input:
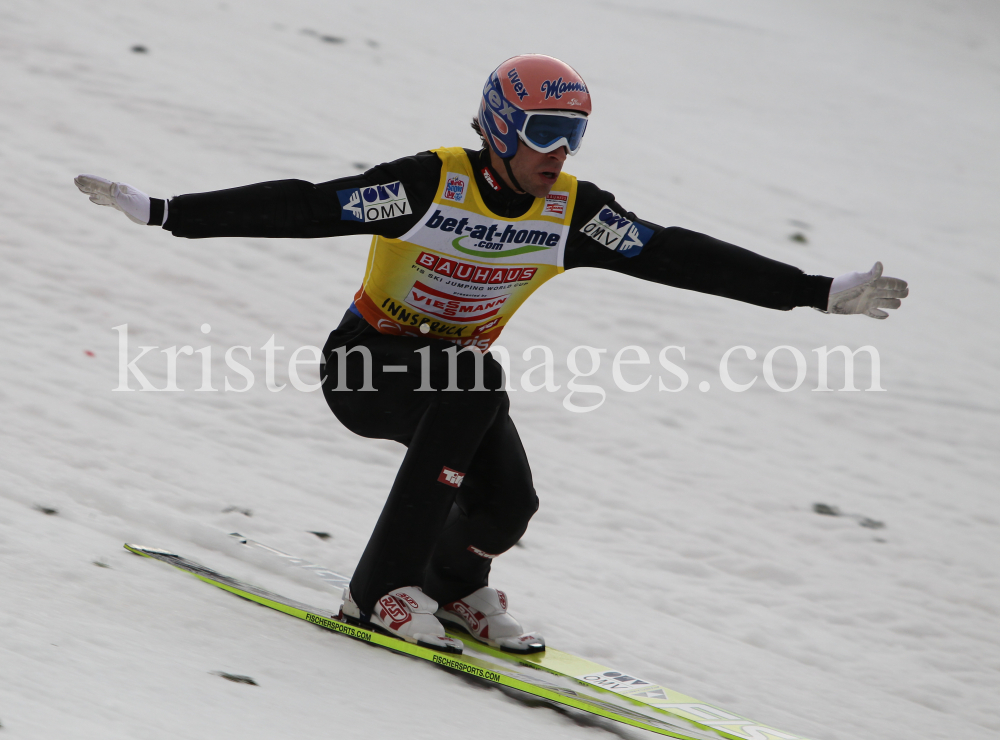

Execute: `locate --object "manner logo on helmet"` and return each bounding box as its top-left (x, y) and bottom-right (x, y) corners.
top-left (540, 77), bottom-right (588, 101)
top-left (443, 173), bottom-right (468, 204)
top-left (580, 207), bottom-right (654, 258)
top-left (337, 182), bottom-right (410, 223)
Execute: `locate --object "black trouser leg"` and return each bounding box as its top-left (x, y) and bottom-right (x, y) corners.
top-left (322, 324), bottom-right (535, 614)
top-left (423, 412), bottom-right (537, 604)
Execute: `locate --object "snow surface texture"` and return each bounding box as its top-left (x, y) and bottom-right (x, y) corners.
top-left (1, 0), bottom-right (998, 738)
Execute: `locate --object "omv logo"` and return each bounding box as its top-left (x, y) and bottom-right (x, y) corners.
top-left (598, 208), bottom-right (630, 230)
top-left (580, 207), bottom-right (653, 258)
top-left (338, 181), bottom-right (410, 223)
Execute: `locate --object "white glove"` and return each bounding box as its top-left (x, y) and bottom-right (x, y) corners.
top-left (74, 174), bottom-right (152, 225)
top-left (827, 262), bottom-right (908, 319)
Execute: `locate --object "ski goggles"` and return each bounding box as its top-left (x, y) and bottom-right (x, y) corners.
top-left (518, 110), bottom-right (588, 156)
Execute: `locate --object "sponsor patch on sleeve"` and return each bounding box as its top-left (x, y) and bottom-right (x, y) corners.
top-left (580, 207), bottom-right (654, 258)
top-left (337, 181), bottom-right (410, 223)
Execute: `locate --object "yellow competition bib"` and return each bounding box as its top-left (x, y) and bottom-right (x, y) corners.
top-left (352, 147), bottom-right (578, 349)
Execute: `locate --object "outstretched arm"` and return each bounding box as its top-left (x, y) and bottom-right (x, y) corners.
top-left (74, 151), bottom-right (445, 240)
top-left (565, 182), bottom-right (908, 317)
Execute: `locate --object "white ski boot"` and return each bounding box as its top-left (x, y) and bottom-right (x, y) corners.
top-left (341, 587), bottom-right (464, 654)
top-left (437, 587), bottom-right (545, 653)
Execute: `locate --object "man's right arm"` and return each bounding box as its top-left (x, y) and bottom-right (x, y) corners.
top-left (164, 152), bottom-right (442, 239)
top-left (76, 152), bottom-right (443, 240)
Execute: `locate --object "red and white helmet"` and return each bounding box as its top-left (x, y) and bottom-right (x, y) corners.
top-left (478, 54), bottom-right (591, 159)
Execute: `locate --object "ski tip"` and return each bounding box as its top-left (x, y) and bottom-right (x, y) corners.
top-left (124, 543), bottom-right (179, 557)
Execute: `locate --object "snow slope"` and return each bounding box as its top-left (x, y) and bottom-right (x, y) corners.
top-left (2, 0), bottom-right (999, 738)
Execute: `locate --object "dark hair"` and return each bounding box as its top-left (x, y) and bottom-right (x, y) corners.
top-left (471, 116), bottom-right (487, 149)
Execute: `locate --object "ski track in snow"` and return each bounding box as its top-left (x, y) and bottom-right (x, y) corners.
top-left (2, 0), bottom-right (999, 738)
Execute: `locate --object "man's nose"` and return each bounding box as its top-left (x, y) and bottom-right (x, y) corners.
top-left (549, 147), bottom-right (568, 163)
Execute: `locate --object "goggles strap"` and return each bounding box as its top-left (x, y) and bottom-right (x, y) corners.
top-left (503, 154), bottom-right (525, 194)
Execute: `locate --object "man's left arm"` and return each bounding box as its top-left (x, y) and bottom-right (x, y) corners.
top-left (565, 183), bottom-right (908, 317)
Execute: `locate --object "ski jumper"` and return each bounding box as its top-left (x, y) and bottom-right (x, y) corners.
top-left (160, 146), bottom-right (834, 613)
top-left (328, 147), bottom-right (577, 610)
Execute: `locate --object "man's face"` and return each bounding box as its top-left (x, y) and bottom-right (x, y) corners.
top-left (491, 143), bottom-right (568, 198)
